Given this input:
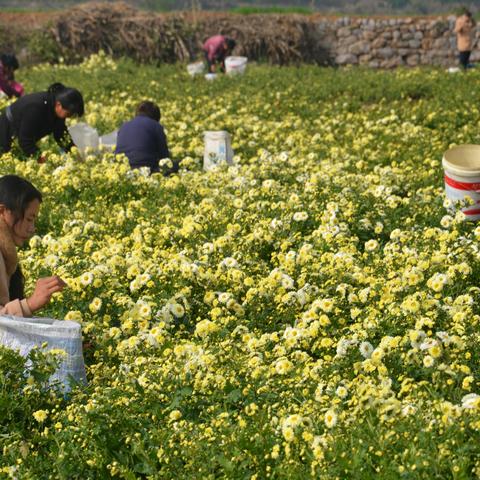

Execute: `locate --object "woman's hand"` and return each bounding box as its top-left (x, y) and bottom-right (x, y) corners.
top-left (27, 276), bottom-right (67, 313)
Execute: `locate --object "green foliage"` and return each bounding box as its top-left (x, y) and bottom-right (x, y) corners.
top-left (26, 29), bottom-right (62, 64)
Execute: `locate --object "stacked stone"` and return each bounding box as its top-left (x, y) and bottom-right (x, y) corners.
top-left (319, 16), bottom-right (480, 68)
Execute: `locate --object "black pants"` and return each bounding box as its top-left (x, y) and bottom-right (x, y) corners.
top-left (0, 113), bottom-right (13, 153)
top-left (459, 51), bottom-right (471, 70)
top-left (204, 52), bottom-right (225, 73)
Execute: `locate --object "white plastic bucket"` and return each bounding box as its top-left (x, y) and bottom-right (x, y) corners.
top-left (99, 130), bottom-right (118, 149)
top-left (443, 144), bottom-right (480, 220)
top-left (203, 131), bottom-right (234, 171)
top-left (68, 122), bottom-right (99, 155)
top-left (187, 62), bottom-right (205, 76)
top-left (225, 56), bottom-right (248, 75)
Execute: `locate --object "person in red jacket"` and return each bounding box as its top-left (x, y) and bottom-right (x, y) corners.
top-left (203, 35), bottom-right (236, 73)
top-left (0, 54), bottom-right (23, 98)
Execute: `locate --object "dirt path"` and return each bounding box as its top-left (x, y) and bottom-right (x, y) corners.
top-left (0, 11), bottom-right (57, 28)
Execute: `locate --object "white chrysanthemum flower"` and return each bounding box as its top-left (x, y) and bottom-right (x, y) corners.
top-left (423, 355), bottom-right (434, 368)
top-left (462, 393), bottom-right (480, 409)
top-left (336, 385), bottom-right (348, 399)
top-left (270, 218), bottom-right (283, 229)
top-left (359, 341), bottom-right (374, 359)
top-left (44, 254), bottom-right (58, 268)
top-left (443, 197), bottom-right (453, 209)
top-left (218, 292), bottom-right (231, 304)
top-left (436, 331), bottom-right (452, 345)
top-left (365, 239), bottom-right (379, 252)
top-left (202, 242), bottom-right (214, 254)
top-left (80, 271), bottom-right (94, 286)
top-left (281, 275), bottom-right (295, 290)
top-left (138, 302), bottom-right (152, 318)
top-left (318, 298), bottom-right (334, 313)
top-left (324, 409), bottom-right (337, 428)
top-left (159, 158), bottom-right (173, 168)
top-left (275, 358), bottom-right (293, 375)
top-left (221, 257), bottom-right (238, 268)
top-left (293, 211), bottom-right (309, 221)
top-left (427, 272), bottom-right (448, 292)
top-left (169, 303), bottom-right (185, 318)
top-left (440, 215), bottom-right (453, 229)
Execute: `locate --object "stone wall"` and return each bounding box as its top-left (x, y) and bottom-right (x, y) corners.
top-left (315, 16), bottom-right (480, 68)
top-left (2, 7), bottom-right (479, 68)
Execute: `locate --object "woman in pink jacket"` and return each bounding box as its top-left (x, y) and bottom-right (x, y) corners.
top-left (0, 54), bottom-right (24, 98)
top-left (202, 35), bottom-right (236, 73)
top-left (0, 175), bottom-right (66, 317)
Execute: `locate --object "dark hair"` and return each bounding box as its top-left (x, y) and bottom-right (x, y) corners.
top-left (226, 38), bottom-right (236, 51)
top-left (460, 6), bottom-right (473, 17)
top-left (0, 175), bottom-right (42, 222)
top-left (136, 101), bottom-right (160, 122)
top-left (48, 82), bottom-right (84, 117)
top-left (0, 176), bottom-right (41, 301)
top-left (1, 54), bottom-right (19, 70)
top-left (9, 265), bottom-right (24, 300)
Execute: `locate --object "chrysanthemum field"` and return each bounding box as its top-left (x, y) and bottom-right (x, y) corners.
top-left (1, 54), bottom-right (480, 479)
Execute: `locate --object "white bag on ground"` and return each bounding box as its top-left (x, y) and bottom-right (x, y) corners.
top-left (0, 315), bottom-right (86, 392)
top-left (99, 129), bottom-right (118, 149)
top-left (204, 73), bottom-right (218, 81)
top-left (187, 62), bottom-right (205, 76)
top-left (68, 122), bottom-right (99, 155)
top-left (203, 131), bottom-right (234, 171)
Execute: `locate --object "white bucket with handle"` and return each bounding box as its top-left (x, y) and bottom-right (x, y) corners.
top-left (68, 122), bottom-right (99, 155)
top-left (443, 144), bottom-right (480, 221)
top-left (203, 131), bottom-right (234, 171)
top-left (225, 56), bottom-right (248, 75)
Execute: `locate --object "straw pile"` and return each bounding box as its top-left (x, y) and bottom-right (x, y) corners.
top-left (195, 13), bottom-right (322, 65)
top-left (49, 2), bottom-right (328, 65)
top-left (51, 3), bottom-right (191, 63)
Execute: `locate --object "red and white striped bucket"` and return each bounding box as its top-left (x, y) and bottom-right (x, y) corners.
top-left (443, 145), bottom-right (480, 221)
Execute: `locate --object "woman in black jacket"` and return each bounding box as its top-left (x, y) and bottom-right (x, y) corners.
top-left (0, 82), bottom-right (84, 162)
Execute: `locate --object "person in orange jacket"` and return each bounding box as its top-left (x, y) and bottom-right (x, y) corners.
top-left (455, 7), bottom-right (476, 70)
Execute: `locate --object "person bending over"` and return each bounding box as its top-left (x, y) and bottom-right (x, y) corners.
top-left (203, 35), bottom-right (236, 73)
top-left (0, 82), bottom-right (84, 163)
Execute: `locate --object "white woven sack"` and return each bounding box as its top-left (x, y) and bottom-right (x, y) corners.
top-left (0, 315), bottom-right (87, 392)
top-left (99, 129), bottom-right (118, 149)
top-left (68, 122), bottom-right (99, 155)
